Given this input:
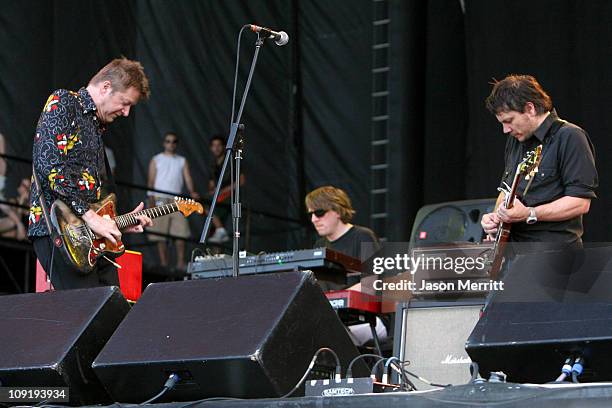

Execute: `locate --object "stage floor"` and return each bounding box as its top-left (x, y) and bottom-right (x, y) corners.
top-left (128, 382), bottom-right (612, 408)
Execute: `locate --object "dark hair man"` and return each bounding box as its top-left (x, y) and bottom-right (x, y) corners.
top-left (207, 134), bottom-right (245, 243)
top-left (481, 74), bottom-right (598, 245)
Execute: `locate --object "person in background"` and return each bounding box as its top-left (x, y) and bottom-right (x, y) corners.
top-left (1, 177), bottom-right (31, 239)
top-left (207, 135), bottom-right (243, 244)
top-left (0, 178), bottom-right (26, 240)
top-left (147, 131), bottom-right (199, 271)
top-left (13, 177), bottom-right (31, 225)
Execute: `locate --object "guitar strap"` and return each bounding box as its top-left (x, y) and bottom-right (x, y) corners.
top-left (100, 145), bottom-right (117, 196)
top-left (509, 117), bottom-right (574, 200)
top-left (31, 164), bottom-right (62, 246)
top-left (74, 89), bottom-right (116, 196)
top-left (519, 119), bottom-right (560, 198)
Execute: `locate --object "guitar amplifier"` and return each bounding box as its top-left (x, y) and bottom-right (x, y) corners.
top-left (410, 242), bottom-right (494, 298)
top-left (35, 251), bottom-right (142, 302)
top-left (393, 299), bottom-right (484, 389)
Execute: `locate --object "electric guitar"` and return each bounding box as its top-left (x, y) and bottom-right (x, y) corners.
top-left (489, 145), bottom-right (543, 280)
top-left (49, 193), bottom-right (204, 274)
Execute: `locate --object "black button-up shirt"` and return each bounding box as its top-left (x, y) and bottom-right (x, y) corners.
top-left (500, 110), bottom-right (598, 243)
top-left (28, 88), bottom-right (108, 237)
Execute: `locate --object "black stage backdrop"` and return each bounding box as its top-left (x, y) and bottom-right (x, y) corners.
top-left (0, 0), bottom-right (611, 253)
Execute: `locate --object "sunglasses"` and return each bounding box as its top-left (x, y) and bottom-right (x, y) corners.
top-left (308, 209), bottom-right (328, 218)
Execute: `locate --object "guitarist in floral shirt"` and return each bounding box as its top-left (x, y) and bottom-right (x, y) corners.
top-left (28, 58), bottom-right (153, 289)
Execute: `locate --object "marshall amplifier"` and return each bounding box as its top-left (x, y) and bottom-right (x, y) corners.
top-left (393, 300), bottom-right (484, 390)
top-left (410, 242), bottom-right (494, 298)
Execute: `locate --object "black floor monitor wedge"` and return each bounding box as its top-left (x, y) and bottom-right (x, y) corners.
top-left (466, 246), bottom-right (612, 383)
top-left (0, 286), bottom-right (130, 405)
top-left (92, 271), bottom-right (366, 402)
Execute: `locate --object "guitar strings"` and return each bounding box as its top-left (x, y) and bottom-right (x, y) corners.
top-left (71, 199), bottom-right (196, 235)
top-left (71, 203), bottom-right (181, 233)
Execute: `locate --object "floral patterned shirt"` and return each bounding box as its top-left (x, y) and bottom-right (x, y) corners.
top-left (28, 88), bottom-right (107, 237)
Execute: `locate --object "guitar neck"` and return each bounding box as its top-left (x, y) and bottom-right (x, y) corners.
top-left (490, 172), bottom-right (522, 279)
top-left (504, 172), bottom-right (522, 209)
top-left (114, 203), bottom-right (179, 229)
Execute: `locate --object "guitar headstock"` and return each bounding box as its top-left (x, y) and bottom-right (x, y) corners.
top-left (518, 144), bottom-right (543, 180)
top-left (175, 198), bottom-right (205, 216)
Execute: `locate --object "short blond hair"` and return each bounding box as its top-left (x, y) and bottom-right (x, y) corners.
top-left (305, 186), bottom-right (355, 223)
top-left (89, 58), bottom-right (150, 100)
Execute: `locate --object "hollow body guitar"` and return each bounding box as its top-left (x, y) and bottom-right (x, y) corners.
top-left (49, 193), bottom-right (203, 274)
top-left (489, 145), bottom-right (542, 280)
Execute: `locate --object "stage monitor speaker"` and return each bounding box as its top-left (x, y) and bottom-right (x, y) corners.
top-left (0, 286), bottom-right (130, 405)
top-left (92, 271), bottom-right (367, 402)
top-left (409, 198), bottom-right (496, 247)
top-left (393, 300), bottom-right (483, 389)
top-left (466, 246), bottom-right (612, 383)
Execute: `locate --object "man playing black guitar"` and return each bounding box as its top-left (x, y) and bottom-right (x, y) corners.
top-left (481, 75), bottom-right (598, 274)
top-left (28, 59), bottom-right (153, 290)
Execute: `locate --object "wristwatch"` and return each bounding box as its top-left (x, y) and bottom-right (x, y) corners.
top-left (526, 207), bottom-right (538, 224)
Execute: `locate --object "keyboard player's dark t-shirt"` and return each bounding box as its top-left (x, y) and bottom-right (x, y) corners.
top-left (314, 225), bottom-right (381, 291)
top-left (314, 225), bottom-right (380, 261)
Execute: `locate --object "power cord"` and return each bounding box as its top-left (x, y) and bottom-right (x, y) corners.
top-left (369, 358), bottom-right (417, 391)
top-left (551, 356), bottom-right (584, 384)
top-left (346, 353), bottom-right (384, 378)
top-left (390, 360), bottom-right (417, 391)
top-left (386, 358), bottom-right (451, 389)
top-left (554, 357), bottom-right (574, 382)
top-left (279, 347), bottom-right (341, 399)
top-left (382, 357), bottom-right (417, 391)
top-left (370, 356), bottom-right (387, 378)
top-left (381, 357), bottom-right (401, 384)
top-left (139, 373), bottom-right (180, 405)
top-left (469, 362), bottom-right (481, 383)
top-left (190, 247), bottom-right (205, 263)
top-left (571, 357), bottom-right (584, 383)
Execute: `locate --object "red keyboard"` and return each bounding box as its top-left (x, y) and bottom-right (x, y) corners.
top-left (325, 290), bottom-right (380, 314)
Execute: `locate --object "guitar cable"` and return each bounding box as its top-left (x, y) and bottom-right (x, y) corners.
top-left (48, 241), bottom-right (55, 287)
top-left (31, 169), bottom-right (61, 287)
top-left (81, 232), bottom-right (121, 269)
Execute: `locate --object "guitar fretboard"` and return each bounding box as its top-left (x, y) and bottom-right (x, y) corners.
top-left (114, 203), bottom-right (179, 229)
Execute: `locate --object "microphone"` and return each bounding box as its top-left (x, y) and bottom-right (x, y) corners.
top-left (249, 24), bottom-right (289, 46)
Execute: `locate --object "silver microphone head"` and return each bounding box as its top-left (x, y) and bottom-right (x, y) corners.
top-left (275, 31), bottom-right (289, 46)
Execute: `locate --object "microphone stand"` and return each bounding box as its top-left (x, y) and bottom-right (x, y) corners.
top-left (200, 30), bottom-right (267, 278)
